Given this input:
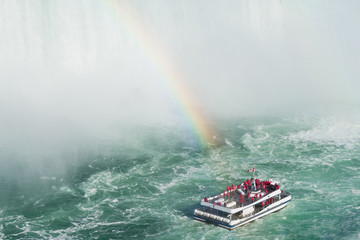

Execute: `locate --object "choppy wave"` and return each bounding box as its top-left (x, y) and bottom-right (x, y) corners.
top-left (288, 111), bottom-right (360, 148)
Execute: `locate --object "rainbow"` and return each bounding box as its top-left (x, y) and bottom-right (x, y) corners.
top-left (102, 0), bottom-right (217, 146)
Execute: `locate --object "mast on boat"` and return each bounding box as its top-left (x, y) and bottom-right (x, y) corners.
top-left (248, 167), bottom-right (256, 191)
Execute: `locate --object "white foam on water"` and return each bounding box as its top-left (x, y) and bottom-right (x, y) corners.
top-left (289, 111), bottom-right (360, 148)
top-left (59, 186), bottom-right (77, 197)
top-left (0, 216), bottom-right (35, 239)
top-left (195, 183), bottom-right (205, 192)
top-left (155, 178), bottom-right (180, 194)
top-left (80, 170), bottom-right (122, 199)
top-left (43, 216), bottom-right (126, 240)
top-left (225, 138), bottom-right (234, 147)
top-left (321, 162), bottom-right (333, 167)
top-left (351, 189), bottom-right (360, 195)
top-left (84, 188), bottom-right (97, 198)
top-left (242, 133), bottom-right (258, 153)
top-left (40, 176), bottom-right (56, 180)
top-left (0, 221), bottom-right (4, 239)
top-left (147, 160), bottom-right (202, 195)
top-left (96, 221), bottom-right (125, 226)
top-left (144, 228), bottom-right (172, 238)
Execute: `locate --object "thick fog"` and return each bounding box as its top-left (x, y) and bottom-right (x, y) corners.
top-left (1, 0), bottom-right (360, 159)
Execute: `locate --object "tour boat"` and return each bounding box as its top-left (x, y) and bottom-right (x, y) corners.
top-left (193, 168), bottom-right (291, 230)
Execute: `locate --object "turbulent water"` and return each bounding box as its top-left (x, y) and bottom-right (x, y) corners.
top-left (1, 1), bottom-right (360, 239)
top-left (1, 111), bottom-right (360, 240)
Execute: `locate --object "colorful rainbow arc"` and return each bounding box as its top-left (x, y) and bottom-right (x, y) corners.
top-left (103, 0), bottom-right (216, 146)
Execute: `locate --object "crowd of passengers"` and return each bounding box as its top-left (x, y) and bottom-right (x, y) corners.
top-left (203, 178), bottom-right (280, 207)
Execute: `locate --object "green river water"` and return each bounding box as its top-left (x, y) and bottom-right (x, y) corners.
top-left (1, 113), bottom-right (359, 239)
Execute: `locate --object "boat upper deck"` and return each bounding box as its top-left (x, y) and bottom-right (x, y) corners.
top-left (201, 179), bottom-right (282, 213)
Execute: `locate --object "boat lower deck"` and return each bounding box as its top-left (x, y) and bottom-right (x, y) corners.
top-left (194, 195), bottom-right (291, 230)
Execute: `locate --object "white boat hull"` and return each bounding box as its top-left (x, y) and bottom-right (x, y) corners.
top-left (194, 195), bottom-right (291, 230)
